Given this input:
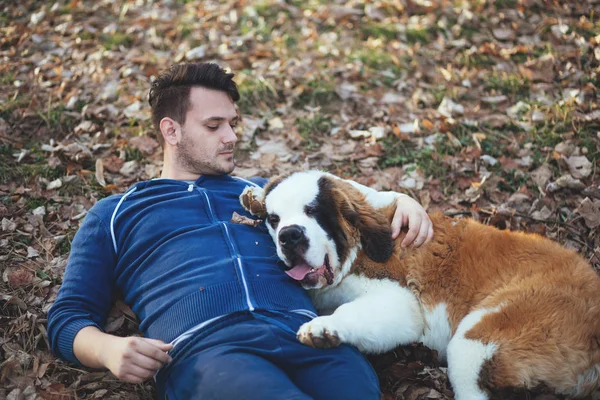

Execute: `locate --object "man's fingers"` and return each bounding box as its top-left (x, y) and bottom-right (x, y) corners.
top-left (122, 374), bottom-right (145, 384)
top-left (390, 213), bottom-right (405, 239)
top-left (142, 338), bottom-right (173, 351)
top-left (122, 364), bottom-right (155, 382)
top-left (401, 214), bottom-right (422, 247)
top-left (426, 224), bottom-right (434, 243)
top-left (132, 353), bottom-right (167, 372)
top-left (412, 223), bottom-right (430, 247)
top-left (412, 214), bottom-right (433, 247)
top-left (136, 339), bottom-right (172, 364)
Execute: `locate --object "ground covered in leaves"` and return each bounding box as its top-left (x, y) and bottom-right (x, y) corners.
top-left (1, 0), bottom-right (599, 399)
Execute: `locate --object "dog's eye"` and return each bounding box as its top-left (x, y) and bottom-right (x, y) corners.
top-left (304, 205), bottom-right (316, 216)
top-left (267, 214), bottom-right (280, 228)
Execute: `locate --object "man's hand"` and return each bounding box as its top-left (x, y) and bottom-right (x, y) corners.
top-left (100, 336), bottom-right (173, 383)
top-left (391, 195), bottom-right (433, 248)
top-left (74, 326), bottom-right (173, 384)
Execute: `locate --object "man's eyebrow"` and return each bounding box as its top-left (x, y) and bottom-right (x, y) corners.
top-left (203, 116), bottom-right (238, 123)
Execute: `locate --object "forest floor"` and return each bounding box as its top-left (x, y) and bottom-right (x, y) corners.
top-left (1, 0), bottom-right (599, 399)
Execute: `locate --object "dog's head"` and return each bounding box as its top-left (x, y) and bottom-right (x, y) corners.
top-left (240, 171), bottom-right (394, 289)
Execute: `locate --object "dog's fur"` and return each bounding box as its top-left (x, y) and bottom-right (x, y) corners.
top-left (240, 171), bottom-right (600, 399)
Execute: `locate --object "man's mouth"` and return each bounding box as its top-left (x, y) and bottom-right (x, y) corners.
top-left (285, 254), bottom-right (334, 285)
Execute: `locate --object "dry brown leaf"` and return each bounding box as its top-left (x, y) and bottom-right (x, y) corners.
top-left (564, 155), bottom-right (593, 179)
top-left (95, 158), bottom-right (106, 187)
top-left (7, 268), bottom-right (34, 288)
top-left (231, 211), bottom-right (262, 227)
top-left (129, 135), bottom-right (159, 155)
top-left (576, 198), bottom-right (600, 229)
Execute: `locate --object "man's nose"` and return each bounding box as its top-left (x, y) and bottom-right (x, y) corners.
top-left (279, 225), bottom-right (306, 249)
top-left (223, 124), bottom-right (238, 144)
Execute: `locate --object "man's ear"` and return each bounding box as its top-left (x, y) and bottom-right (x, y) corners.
top-left (338, 188), bottom-right (394, 263)
top-left (240, 186), bottom-right (266, 218)
top-left (159, 117), bottom-right (181, 146)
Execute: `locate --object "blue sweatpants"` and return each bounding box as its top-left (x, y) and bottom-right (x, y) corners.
top-left (155, 311), bottom-right (380, 400)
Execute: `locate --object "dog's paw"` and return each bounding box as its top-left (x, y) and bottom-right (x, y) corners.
top-left (297, 317), bottom-right (341, 349)
top-left (239, 186), bottom-right (266, 217)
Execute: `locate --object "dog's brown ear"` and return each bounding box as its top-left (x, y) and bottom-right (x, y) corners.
top-left (337, 186), bottom-right (394, 263)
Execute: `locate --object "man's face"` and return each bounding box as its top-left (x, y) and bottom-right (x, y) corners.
top-left (176, 86), bottom-right (238, 176)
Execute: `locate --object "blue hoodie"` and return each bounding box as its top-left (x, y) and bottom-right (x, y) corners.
top-left (47, 175), bottom-right (317, 365)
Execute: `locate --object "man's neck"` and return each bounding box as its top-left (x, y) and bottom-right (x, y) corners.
top-left (161, 151), bottom-right (201, 181)
top-left (160, 167), bottom-right (201, 181)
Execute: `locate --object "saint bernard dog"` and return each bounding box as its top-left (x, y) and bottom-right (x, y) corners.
top-left (240, 170), bottom-right (600, 399)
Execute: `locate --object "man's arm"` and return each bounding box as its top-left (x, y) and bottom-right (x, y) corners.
top-left (48, 210), bottom-right (171, 383)
top-left (74, 326), bottom-right (172, 383)
top-left (341, 177), bottom-right (434, 247)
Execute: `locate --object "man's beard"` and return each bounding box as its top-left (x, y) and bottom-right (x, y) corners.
top-left (177, 132), bottom-right (235, 176)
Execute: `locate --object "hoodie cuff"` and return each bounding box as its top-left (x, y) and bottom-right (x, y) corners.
top-left (56, 319), bottom-right (102, 366)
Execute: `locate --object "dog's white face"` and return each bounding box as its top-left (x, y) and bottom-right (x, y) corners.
top-left (256, 171), bottom-right (394, 290)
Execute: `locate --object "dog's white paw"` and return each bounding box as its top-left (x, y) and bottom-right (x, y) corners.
top-left (297, 316), bottom-right (342, 349)
top-left (239, 186), bottom-right (266, 217)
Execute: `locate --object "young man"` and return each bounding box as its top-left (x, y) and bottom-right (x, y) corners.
top-left (47, 63), bottom-right (433, 399)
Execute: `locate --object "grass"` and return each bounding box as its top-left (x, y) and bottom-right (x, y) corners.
top-left (380, 137), bottom-right (449, 180)
top-left (498, 169), bottom-right (530, 192)
top-left (25, 197), bottom-right (46, 211)
top-left (295, 114), bottom-right (332, 150)
top-left (0, 71), bottom-right (15, 85)
top-left (101, 33), bottom-right (134, 50)
top-left (0, 145), bottom-right (65, 185)
top-left (406, 27), bottom-right (437, 44)
top-left (354, 49), bottom-right (398, 71)
top-left (577, 125), bottom-right (600, 162)
top-left (0, 94), bottom-right (30, 121)
top-left (360, 23), bottom-right (398, 40)
top-left (124, 147), bottom-right (144, 162)
top-left (78, 31), bottom-right (96, 41)
top-left (457, 52), bottom-right (496, 68)
top-left (527, 102), bottom-right (576, 148)
top-left (38, 104), bottom-right (78, 135)
top-left (56, 232), bottom-right (75, 256)
top-left (494, 0), bottom-right (518, 8)
top-left (484, 72), bottom-right (530, 98)
top-left (294, 77), bottom-right (338, 108)
top-left (236, 74), bottom-right (280, 114)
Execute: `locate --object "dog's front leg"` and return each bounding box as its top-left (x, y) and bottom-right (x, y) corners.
top-left (297, 283), bottom-right (424, 354)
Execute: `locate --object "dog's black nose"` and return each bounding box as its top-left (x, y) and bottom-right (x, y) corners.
top-left (279, 225), bottom-right (305, 248)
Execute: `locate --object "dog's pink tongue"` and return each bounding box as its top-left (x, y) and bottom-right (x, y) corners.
top-left (285, 264), bottom-right (312, 280)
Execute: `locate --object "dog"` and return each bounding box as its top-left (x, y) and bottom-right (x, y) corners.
top-left (240, 170), bottom-right (600, 399)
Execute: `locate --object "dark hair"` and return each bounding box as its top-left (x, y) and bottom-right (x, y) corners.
top-left (148, 62), bottom-right (240, 147)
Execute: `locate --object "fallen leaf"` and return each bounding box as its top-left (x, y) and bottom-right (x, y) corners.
top-left (104, 315), bottom-right (125, 333)
top-left (437, 97), bottom-right (464, 118)
top-left (8, 268), bottom-right (34, 288)
top-left (231, 211), bottom-right (262, 227)
top-left (564, 155), bottom-right (592, 179)
top-left (546, 175), bottom-right (585, 192)
top-left (129, 135), bottom-right (159, 155)
top-left (492, 28), bottom-right (516, 41)
top-left (268, 116), bottom-right (284, 130)
top-left (47, 179), bottom-right (63, 190)
top-left (27, 246), bottom-right (39, 258)
top-left (95, 159), bottom-right (106, 186)
top-left (576, 197), bottom-right (600, 229)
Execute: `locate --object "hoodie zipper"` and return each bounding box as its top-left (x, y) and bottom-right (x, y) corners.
top-left (193, 184), bottom-right (255, 312)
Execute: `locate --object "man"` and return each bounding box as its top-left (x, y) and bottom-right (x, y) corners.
top-left (47, 62), bottom-right (433, 399)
